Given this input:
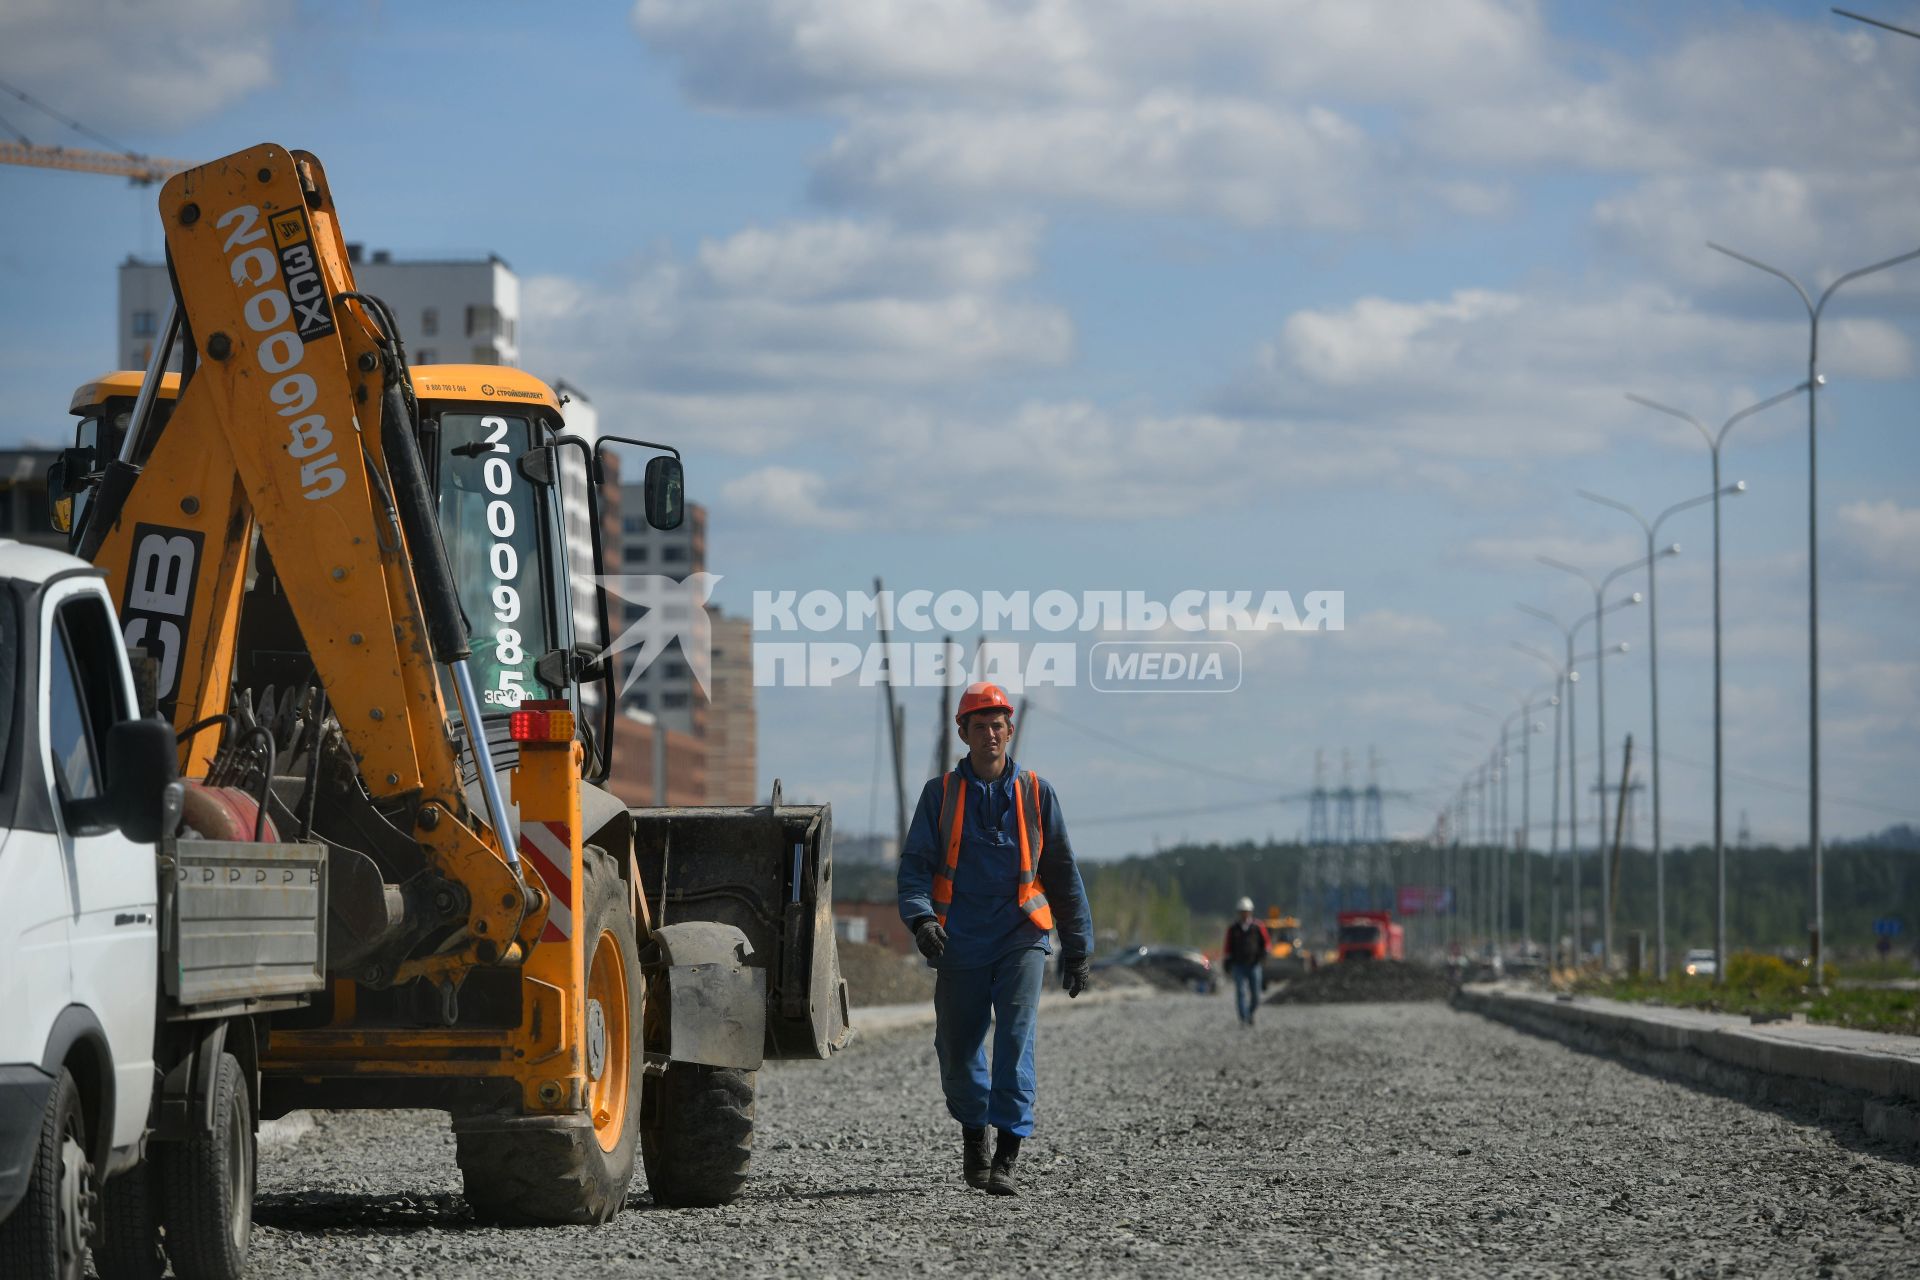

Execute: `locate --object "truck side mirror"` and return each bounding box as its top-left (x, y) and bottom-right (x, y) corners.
top-left (102, 718), bottom-right (181, 844)
top-left (516, 444), bottom-right (556, 485)
top-left (644, 454), bottom-right (684, 531)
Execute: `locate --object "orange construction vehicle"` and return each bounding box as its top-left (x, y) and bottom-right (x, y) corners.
top-left (1260, 908), bottom-right (1314, 980)
top-left (42, 143), bottom-right (847, 1265)
top-left (1336, 910), bottom-right (1405, 962)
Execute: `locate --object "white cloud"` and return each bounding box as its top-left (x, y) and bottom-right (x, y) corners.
top-left (811, 95), bottom-right (1379, 228)
top-left (720, 466), bottom-right (859, 530)
top-left (0, 0), bottom-right (286, 135)
top-left (631, 0), bottom-right (1546, 113)
top-left (520, 218), bottom-right (1070, 442)
top-left (1838, 499), bottom-right (1920, 573)
top-left (1232, 282), bottom-right (1907, 461)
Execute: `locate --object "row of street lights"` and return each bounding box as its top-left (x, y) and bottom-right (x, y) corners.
top-left (1449, 235), bottom-right (1914, 979)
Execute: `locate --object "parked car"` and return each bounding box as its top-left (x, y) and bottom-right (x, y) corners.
top-left (1095, 945), bottom-right (1218, 993)
top-left (1683, 948), bottom-right (1718, 977)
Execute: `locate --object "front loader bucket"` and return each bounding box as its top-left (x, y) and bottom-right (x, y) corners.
top-left (630, 803), bottom-right (850, 1059)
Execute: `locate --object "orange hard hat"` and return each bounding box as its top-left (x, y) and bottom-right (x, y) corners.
top-left (954, 682), bottom-right (1014, 725)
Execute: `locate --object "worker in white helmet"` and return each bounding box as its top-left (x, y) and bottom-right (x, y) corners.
top-left (1221, 897), bottom-right (1271, 1027)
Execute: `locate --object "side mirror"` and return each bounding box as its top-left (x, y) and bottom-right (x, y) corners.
top-left (516, 444), bottom-right (557, 485)
top-left (80, 718), bottom-right (180, 844)
top-left (534, 643), bottom-right (601, 692)
top-left (644, 454), bottom-right (684, 531)
top-left (51, 446), bottom-right (95, 496)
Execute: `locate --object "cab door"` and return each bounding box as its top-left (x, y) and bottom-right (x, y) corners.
top-left (41, 582), bottom-right (158, 1152)
top-left (0, 584), bottom-right (70, 1071)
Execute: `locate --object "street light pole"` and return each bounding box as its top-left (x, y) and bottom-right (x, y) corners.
top-left (1627, 387), bottom-right (1806, 981)
top-left (1706, 240), bottom-right (1920, 978)
top-left (1540, 554), bottom-right (1651, 969)
top-left (1515, 640), bottom-right (1568, 964)
top-left (1577, 487), bottom-right (1735, 977)
top-left (1518, 596), bottom-right (1634, 965)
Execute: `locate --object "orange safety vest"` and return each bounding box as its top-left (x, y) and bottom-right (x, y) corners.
top-left (930, 768), bottom-right (1055, 933)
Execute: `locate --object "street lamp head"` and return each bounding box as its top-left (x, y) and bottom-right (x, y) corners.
top-left (1568, 670), bottom-right (1580, 683)
top-left (1613, 641), bottom-right (1630, 654)
top-left (1730, 480), bottom-right (1748, 495)
top-left (1662, 543), bottom-right (1681, 557)
top-left (1628, 591), bottom-right (1643, 605)
top-left (1813, 373), bottom-right (1827, 387)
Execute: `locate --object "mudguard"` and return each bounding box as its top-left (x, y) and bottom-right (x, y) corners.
top-left (643, 923), bottom-right (766, 1071)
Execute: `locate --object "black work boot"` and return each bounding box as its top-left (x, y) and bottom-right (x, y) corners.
top-left (962, 1125), bottom-right (991, 1190)
top-left (986, 1130), bottom-right (1021, 1196)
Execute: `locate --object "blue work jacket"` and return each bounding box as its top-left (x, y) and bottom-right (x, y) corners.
top-left (897, 756), bottom-right (1094, 969)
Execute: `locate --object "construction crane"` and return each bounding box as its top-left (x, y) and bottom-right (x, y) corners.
top-left (0, 75), bottom-right (193, 184)
top-left (0, 140), bottom-right (191, 183)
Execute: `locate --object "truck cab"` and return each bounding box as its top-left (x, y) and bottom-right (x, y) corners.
top-left (0, 538), bottom-right (329, 1278)
top-left (0, 540), bottom-right (168, 1269)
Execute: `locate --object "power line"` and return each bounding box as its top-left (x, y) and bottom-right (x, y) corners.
top-left (1659, 749), bottom-right (1920, 822)
top-left (1022, 703), bottom-right (1297, 791)
top-left (1072, 795), bottom-right (1300, 829)
top-left (0, 74), bottom-right (139, 154)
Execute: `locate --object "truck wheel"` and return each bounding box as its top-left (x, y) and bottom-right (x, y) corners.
top-left (456, 850), bottom-right (642, 1225)
top-left (158, 1052), bottom-right (253, 1280)
top-left (0, 1067), bottom-right (94, 1280)
top-left (93, 1162), bottom-right (165, 1280)
top-left (641, 1064), bottom-right (757, 1208)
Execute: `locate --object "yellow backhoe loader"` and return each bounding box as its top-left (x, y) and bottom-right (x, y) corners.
top-left (45, 142), bottom-right (847, 1256)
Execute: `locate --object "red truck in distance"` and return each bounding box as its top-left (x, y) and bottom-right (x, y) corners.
top-left (1336, 910), bottom-right (1405, 962)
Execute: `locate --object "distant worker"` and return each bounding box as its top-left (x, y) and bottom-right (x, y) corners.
top-left (1222, 897), bottom-right (1271, 1027)
top-left (898, 682), bottom-right (1094, 1197)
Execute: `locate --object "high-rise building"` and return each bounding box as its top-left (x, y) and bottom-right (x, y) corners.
top-left (705, 610), bottom-right (757, 805)
top-left (614, 492), bottom-right (706, 734)
top-left (117, 247), bottom-right (519, 372)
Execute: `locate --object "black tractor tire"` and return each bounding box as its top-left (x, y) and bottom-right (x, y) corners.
top-left (158, 1051), bottom-right (254, 1280)
top-left (456, 850), bottom-right (643, 1225)
top-left (641, 1063), bottom-right (757, 1208)
top-left (0, 1066), bottom-right (93, 1280)
top-left (93, 1161), bottom-right (166, 1280)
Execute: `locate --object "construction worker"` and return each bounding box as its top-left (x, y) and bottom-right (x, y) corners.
top-left (1222, 897), bottom-right (1271, 1027)
top-left (897, 682), bottom-right (1094, 1197)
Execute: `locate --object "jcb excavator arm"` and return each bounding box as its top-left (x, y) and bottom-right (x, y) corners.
top-left (83, 143), bottom-right (544, 981)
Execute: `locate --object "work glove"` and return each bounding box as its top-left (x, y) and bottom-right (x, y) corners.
top-left (915, 919), bottom-right (948, 963)
top-left (1062, 954), bottom-right (1092, 998)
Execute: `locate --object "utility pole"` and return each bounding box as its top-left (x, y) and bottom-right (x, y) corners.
top-left (875, 576), bottom-right (908, 855)
top-left (1608, 735), bottom-right (1634, 965)
top-left (937, 634), bottom-right (954, 776)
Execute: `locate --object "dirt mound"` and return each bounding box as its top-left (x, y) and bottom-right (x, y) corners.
top-left (838, 940), bottom-right (936, 1007)
top-left (1265, 960), bottom-right (1456, 1004)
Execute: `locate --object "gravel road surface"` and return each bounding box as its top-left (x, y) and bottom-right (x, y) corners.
top-left (243, 994), bottom-right (1915, 1278)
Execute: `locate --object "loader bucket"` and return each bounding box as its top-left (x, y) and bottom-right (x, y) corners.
top-left (629, 803), bottom-right (850, 1059)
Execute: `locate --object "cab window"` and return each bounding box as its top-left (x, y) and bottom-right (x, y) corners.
top-left (45, 594), bottom-right (129, 809)
top-left (435, 413), bottom-right (553, 710)
top-left (47, 613), bottom-right (101, 802)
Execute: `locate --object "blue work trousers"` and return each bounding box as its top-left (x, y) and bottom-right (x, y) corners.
top-left (1230, 962), bottom-right (1262, 1023)
top-left (933, 947), bottom-right (1045, 1137)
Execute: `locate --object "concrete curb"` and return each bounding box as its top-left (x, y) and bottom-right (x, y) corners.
top-left (1454, 984), bottom-right (1920, 1153)
top-left (847, 985), bottom-right (1161, 1038)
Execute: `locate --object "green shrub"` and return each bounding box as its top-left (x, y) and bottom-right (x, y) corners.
top-left (1724, 951), bottom-right (1835, 991)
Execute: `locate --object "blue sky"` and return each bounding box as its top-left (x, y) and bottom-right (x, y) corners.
top-left (3, 1), bottom-right (1917, 864)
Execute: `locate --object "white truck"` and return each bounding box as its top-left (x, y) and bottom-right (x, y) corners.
top-left (0, 538), bottom-right (326, 1280)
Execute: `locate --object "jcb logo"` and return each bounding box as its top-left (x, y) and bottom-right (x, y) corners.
top-left (121, 523), bottom-right (203, 707)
